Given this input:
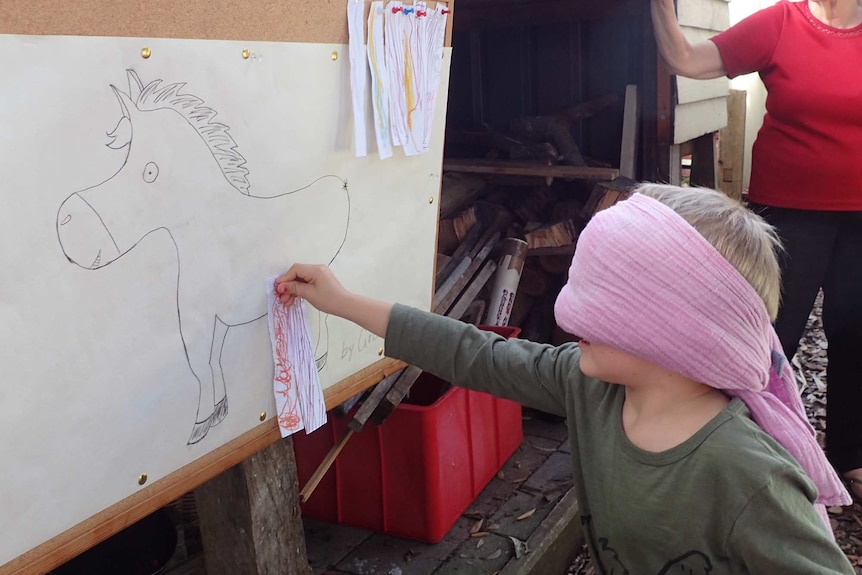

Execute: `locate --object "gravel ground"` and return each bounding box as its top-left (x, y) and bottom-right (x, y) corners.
top-left (569, 293), bottom-right (862, 574)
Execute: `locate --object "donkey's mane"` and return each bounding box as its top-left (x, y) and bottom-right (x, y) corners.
top-left (136, 80), bottom-right (251, 194)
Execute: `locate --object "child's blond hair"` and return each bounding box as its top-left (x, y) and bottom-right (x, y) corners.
top-left (634, 183), bottom-right (783, 321)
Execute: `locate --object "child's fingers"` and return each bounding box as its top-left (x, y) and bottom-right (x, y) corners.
top-left (275, 263), bottom-right (322, 290)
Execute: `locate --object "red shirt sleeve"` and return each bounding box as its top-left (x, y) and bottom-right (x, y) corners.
top-left (710, 1), bottom-right (788, 78)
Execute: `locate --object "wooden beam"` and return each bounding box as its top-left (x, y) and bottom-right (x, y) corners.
top-left (718, 89), bottom-right (746, 201)
top-left (619, 85), bottom-right (639, 179)
top-left (321, 357), bottom-right (408, 409)
top-left (298, 429), bottom-right (355, 504)
top-left (195, 438), bottom-right (311, 575)
top-left (443, 159), bottom-right (618, 181)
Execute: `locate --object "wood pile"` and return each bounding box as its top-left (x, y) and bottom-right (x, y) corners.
top-left (435, 171), bottom-right (636, 346)
top-left (435, 88), bottom-right (641, 344)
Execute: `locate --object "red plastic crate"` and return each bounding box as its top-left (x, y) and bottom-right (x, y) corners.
top-left (293, 325), bottom-right (524, 543)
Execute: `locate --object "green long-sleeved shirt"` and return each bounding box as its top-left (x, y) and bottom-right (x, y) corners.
top-left (385, 304), bottom-right (854, 574)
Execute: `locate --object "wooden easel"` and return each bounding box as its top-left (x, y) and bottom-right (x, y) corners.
top-left (0, 1), bottom-right (453, 573)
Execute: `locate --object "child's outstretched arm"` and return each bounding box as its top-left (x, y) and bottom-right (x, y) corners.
top-left (274, 264), bottom-right (392, 338)
top-left (273, 264), bottom-right (578, 417)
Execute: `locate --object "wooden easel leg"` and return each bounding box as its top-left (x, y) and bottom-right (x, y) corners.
top-left (194, 437), bottom-right (312, 575)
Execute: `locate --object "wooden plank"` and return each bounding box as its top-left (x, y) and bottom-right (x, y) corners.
top-left (297, 429), bottom-right (355, 504)
top-left (677, 0), bottom-right (730, 31)
top-left (677, 76), bottom-right (730, 106)
top-left (619, 85), bottom-right (639, 179)
top-left (718, 89), bottom-right (746, 200)
top-left (445, 260), bottom-right (498, 321)
top-left (434, 232), bottom-right (499, 315)
top-left (674, 97), bottom-right (728, 144)
top-left (347, 372), bottom-right (403, 432)
top-left (669, 144), bottom-right (683, 186)
top-left (321, 357), bottom-right (408, 409)
top-left (370, 366), bottom-right (426, 424)
top-left (436, 223), bottom-right (484, 286)
top-left (443, 159), bottom-right (619, 181)
top-left (195, 439), bottom-right (311, 575)
top-left (434, 257), bottom-right (472, 308)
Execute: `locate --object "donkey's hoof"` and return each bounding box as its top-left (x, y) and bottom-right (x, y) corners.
top-left (211, 397), bottom-right (229, 427)
top-left (315, 352), bottom-right (328, 372)
top-left (187, 417), bottom-right (212, 445)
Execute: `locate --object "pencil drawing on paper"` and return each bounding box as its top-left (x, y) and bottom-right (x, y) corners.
top-left (55, 70), bottom-right (350, 445)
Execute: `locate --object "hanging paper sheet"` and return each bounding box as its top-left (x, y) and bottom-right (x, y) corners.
top-left (267, 281), bottom-right (327, 437)
top-left (383, 1), bottom-right (448, 156)
top-left (367, 1), bottom-right (394, 159)
top-left (347, 0), bottom-right (369, 158)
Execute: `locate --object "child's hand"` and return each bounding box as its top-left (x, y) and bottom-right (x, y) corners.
top-left (274, 264), bottom-right (349, 316)
top-left (275, 263), bottom-right (393, 338)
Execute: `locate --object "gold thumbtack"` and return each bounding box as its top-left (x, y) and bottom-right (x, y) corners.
top-left (378, 347), bottom-right (384, 356)
top-left (140, 47), bottom-right (151, 59)
top-left (428, 197), bottom-right (434, 204)
top-left (138, 474), bottom-right (148, 485)
top-left (331, 51), bottom-right (339, 61)
top-left (242, 49), bottom-right (251, 59)
top-left (260, 411), bottom-right (267, 421)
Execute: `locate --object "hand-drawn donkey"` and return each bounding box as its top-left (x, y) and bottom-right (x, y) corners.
top-left (56, 70), bottom-right (350, 445)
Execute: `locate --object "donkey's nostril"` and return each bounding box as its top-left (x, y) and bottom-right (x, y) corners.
top-left (61, 215), bottom-right (72, 226)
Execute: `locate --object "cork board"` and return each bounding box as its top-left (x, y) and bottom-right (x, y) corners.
top-left (1, 0), bottom-right (353, 44)
top-left (0, 0), bottom-right (453, 46)
top-left (0, 1), bottom-right (453, 574)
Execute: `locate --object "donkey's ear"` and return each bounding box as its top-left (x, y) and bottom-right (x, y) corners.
top-left (106, 86), bottom-right (133, 149)
top-left (109, 85), bottom-right (134, 119)
top-left (126, 70), bottom-right (144, 103)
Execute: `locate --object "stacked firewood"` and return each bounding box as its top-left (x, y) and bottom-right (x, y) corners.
top-left (436, 172), bottom-right (635, 345)
top-left (436, 89), bottom-right (641, 343)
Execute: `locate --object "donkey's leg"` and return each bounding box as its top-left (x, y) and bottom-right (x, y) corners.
top-left (185, 316), bottom-right (219, 445)
top-left (210, 317), bottom-right (230, 426)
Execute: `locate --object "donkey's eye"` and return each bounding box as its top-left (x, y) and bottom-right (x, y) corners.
top-left (143, 162), bottom-right (159, 183)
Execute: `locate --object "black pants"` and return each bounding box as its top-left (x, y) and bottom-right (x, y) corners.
top-left (750, 204), bottom-right (862, 473)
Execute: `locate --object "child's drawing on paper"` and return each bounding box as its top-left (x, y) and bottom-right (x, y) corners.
top-left (55, 70), bottom-right (349, 445)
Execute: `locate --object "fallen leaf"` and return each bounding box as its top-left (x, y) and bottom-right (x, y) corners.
top-left (471, 531), bottom-right (490, 538)
top-left (470, 518), bottom-right (484, 534)
top-left (517, 508), bottom-right (536, 521)
top-left (509, 536), bottom-right (529, 559)
top-left (485, 549), bottom-right (502, 560)
top-left (476, 539), bottom-right (485, 549)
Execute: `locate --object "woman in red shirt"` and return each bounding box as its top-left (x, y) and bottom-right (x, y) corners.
top-left (651, 0), bottom-right (862, 501)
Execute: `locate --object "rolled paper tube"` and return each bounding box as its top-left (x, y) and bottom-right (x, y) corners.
top-left (483, 238), bottom-right (528, 327)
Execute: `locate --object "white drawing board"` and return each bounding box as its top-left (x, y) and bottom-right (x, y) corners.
top-left (0, 33), bottom-right (451, 571)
